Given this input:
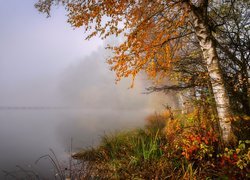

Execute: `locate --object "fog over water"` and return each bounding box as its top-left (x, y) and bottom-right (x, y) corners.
top-left (0, 0), bottom-right (178, 177)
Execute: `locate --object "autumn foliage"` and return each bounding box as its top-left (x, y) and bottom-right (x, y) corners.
top-left (36, 0), bottom-right (193, 85)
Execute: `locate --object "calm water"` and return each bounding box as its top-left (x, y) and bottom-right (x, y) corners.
top-left (0, 108), bottom-right (147, 178)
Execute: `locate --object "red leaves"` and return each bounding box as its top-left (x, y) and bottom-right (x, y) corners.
top-left (181, 129), bottom-right (218, 160)
top-left (220, 153), bottom-right (238, 166)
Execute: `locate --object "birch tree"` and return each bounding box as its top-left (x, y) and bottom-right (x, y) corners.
top-left (212, 0), bottom-right (250, 115)
top-left (35, 0), bottom-right (239, 144)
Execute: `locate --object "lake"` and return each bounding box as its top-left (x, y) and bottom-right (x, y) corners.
top-left (0, 108), bottom-right (148, 178)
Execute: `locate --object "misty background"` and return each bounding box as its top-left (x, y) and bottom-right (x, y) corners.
top-left (0, 0), bottom-right (179, 177)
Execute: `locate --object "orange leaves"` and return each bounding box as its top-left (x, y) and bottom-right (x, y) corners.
top-left (69, 0), bottom-right (191, 84)
top-left (36, 0), bottom-right (191, 86)
top-left (180, 128), bottom-right (219, 161)
top-left (165, 119), bottom-right (182, 143)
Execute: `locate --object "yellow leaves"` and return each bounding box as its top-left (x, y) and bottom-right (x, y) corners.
top-left (38, 0), bottom-right (192, 87)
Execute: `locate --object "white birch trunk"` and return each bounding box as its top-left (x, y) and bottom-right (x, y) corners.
top-left (192, 14), bottom-right (232, 144)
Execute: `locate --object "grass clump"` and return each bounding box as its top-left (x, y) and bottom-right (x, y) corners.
top-left (73, 129), bottom-right (169, 179)
top-left (73, 113), bottom-right (171, 179)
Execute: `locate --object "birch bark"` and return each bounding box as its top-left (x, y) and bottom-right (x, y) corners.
top-left (191, 11), bottom-right (232, 144)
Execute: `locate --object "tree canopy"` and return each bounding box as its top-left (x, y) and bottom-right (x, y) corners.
top-left (36, 0), bottom-right (194, 84)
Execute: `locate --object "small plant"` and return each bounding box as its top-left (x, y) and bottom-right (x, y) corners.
top-left (181, 128), bottom-right (218, 161)
top-left (35, 149), bottom-right (65, 180)
top-left (217, 140), bottom-right (250, 178)
top-left (138, 129), bottom-right (162, 161)
top-left (182, 163), bottom-right (198, 180)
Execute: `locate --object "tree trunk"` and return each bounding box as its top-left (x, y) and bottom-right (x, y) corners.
top-left (241, 65), bottom-right (250, 115)
top-left (192, 12), bottom-right (232, 144)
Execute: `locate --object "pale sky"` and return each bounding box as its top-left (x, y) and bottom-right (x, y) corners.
top-left (0, 0), bottom-right (104, 106)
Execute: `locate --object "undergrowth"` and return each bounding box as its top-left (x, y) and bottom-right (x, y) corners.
top-left (73, 104), bottom-right (250, 179)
